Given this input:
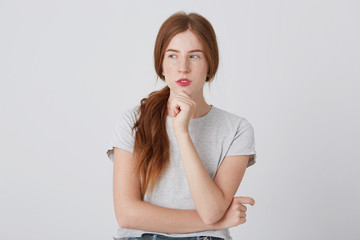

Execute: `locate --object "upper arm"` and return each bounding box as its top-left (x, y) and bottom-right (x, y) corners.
top-left (113, 147), bottom-right (141, 222)
top-left (213, 117), bottom-right (256, 206)
top-left (213, 155), bottom-right (250, 205)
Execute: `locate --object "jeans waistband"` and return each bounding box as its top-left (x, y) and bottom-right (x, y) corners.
top-left (139, 234), bottom-right (223, 240)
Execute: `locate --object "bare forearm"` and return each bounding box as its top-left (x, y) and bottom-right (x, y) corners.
top-left (117, 200), bottom-right (220, 233)
top-left (175, 132), bottom-right (229, 223)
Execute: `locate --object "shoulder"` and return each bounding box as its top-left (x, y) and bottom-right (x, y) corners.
top-left (212, 106), bottom-right (254, 130)
top-left (111, 105), bottom-right (140, 132)
top-left (118, 105), bottom-right (139, 123)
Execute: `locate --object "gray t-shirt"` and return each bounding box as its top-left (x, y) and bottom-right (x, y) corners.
top-left (106, 104), bottom-right (257, 240)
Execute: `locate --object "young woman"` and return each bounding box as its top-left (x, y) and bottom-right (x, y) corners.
top-left (106, 11), bottom-right (257, 240)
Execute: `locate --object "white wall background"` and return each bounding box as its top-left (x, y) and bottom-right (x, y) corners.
top-left (1, 0), bottom-right (359, 239)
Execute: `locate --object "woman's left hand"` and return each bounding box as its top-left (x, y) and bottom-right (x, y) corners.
top-left (169, 90), bottom-right (196, 135)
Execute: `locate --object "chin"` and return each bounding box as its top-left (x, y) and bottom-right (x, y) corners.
top-left (176, 88), bottom-right (191, 95)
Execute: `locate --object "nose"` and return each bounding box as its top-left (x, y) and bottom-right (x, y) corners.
top-left (177, 56), bottom-right (190, 73)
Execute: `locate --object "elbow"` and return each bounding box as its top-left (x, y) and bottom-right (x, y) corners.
top-left (114, 202), bottom-right (140, 229)
top-left (115, 210), bottom-right (132, 228)
top-left (199, 208), bottom-right (226, 225)
top-left (202, 216), bottom-right (220, 226)
top-left (197, 193), bottom-right (231, 225)
top-left (116, 217), bottom-right (128, 229)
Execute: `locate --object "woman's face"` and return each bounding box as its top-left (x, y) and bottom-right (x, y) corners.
top-left (162, 29), bottom-right (209, 98)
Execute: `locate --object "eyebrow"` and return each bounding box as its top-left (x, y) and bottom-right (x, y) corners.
top-left (166, 49), bottom-right (203, 53)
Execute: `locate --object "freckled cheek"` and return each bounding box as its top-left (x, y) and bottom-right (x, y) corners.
top-left (193, 63), bottom-right (208, 74)
top-left (163, 63), bottom-right (177, 74)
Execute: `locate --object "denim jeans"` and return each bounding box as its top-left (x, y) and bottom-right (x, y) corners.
top-left (129, 234), bottom-right (224, 240)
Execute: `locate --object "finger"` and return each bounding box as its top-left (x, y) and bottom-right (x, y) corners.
top-left (240, 204), bottom-right (247, 212)
top-left (176, 92), bottom-right (196, 104)
top-left (235, 196), bottom-right (255, 206)
top-left (172, 99), bottom-right (195, 112)
top-left (176, 90), bottom-right (191, 98)
top-left (171, 99), bottom-right (187, 111)
top-left (174, 107), bottom-right (180, 115)
top-left (175, 95), bottom-right (195, 106)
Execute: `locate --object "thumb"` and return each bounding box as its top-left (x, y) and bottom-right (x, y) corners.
top-left (234, 196), bottom-right (255, 206)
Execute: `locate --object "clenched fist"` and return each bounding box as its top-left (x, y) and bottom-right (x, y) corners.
top-left (214, 196), bottom-right (255, 229)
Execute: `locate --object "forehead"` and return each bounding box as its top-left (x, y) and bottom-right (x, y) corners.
top-left (166, 29), bottom-right (203, 50)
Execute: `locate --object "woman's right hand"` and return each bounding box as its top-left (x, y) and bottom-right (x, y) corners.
top-left (214, 196), bottom-right (255, 229)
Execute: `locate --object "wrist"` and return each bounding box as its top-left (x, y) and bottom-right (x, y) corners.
top-left (174, 130), bottom-right (190, 138)
top-left (192, 210), bottom-right (223, 231)
top-left (206, 221), bottom-right (223, 230)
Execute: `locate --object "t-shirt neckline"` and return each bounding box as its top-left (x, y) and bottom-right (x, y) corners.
top-left (167, 104), bottom-right (214, 121)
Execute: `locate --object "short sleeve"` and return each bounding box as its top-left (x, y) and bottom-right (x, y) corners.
top-left (225, 118), bottom-right (257, 167)
top-left (106, 108), bottom-right (137, 162)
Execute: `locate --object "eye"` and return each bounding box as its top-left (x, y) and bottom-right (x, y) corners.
top-left (190, 54), bottom-right (200, 59)
top-left (168, 54), bottom-right (176, 58)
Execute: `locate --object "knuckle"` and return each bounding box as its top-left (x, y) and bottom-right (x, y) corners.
top-left (237, 216), bottom-right (246, 225)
